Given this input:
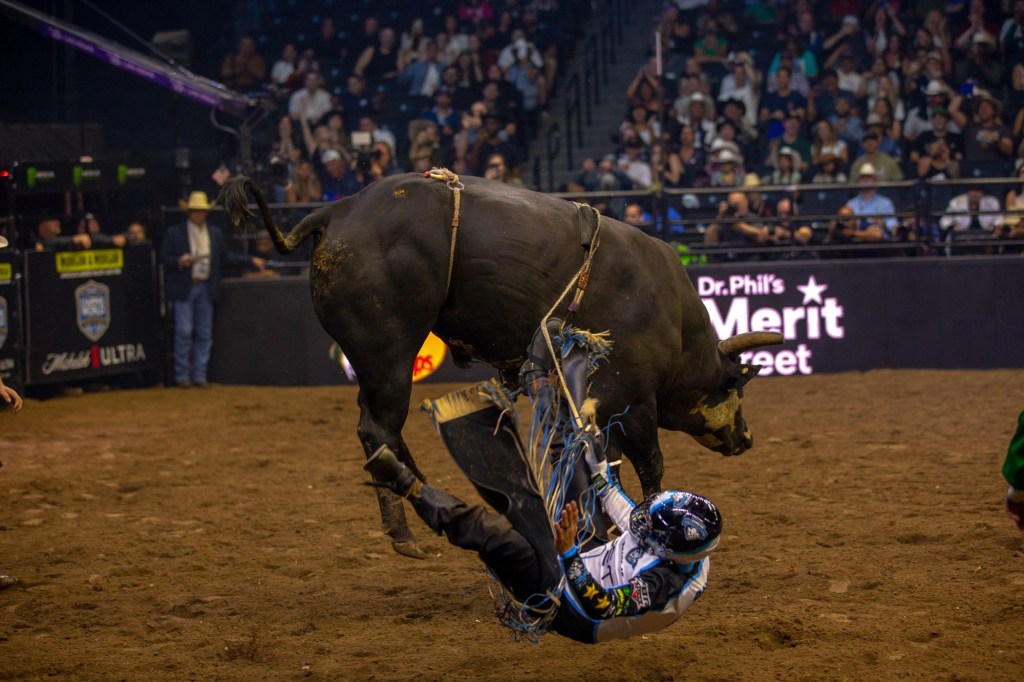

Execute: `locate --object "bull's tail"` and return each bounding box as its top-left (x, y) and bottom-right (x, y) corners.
top-left (218, 175), bottom-right (330, 255)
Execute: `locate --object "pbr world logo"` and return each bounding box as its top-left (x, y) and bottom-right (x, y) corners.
top-left (75, 279), bottom-right (111, 342)
top-left (0, 295), bottom-right (7, 350)
top-left (697, 272), bottom-right (845, 376)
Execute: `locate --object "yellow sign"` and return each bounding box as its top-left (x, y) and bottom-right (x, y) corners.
top-left (55, 249), bottom-right (124, 274)
top-left (412, 333), bottom-right (448, 382)
top-left (0, 263), bottom-right (10, 282)
top-left (330, 333), bottom-right (448, 383)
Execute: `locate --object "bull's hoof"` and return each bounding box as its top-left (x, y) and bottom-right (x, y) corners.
top-left (392, 540), bottom-right (427, 560)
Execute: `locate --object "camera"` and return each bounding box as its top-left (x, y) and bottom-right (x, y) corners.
top-left (269, 154), bottom-right (289, 188)
top-left (356, 148), bottom-right (382, 172)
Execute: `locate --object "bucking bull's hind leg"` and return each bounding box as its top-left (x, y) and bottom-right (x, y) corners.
top-left (356, 386), bottom-right (428, 561)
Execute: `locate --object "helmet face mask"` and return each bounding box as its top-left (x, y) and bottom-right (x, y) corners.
top-left (629, 491), bottom-right (722, 563)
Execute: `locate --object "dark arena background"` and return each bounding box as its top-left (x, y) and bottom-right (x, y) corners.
top-left (2, 1), bottom-right (1023, 680)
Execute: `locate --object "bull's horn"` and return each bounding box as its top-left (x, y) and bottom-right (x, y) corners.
top-left (719, 331), bottom-right (785, 357)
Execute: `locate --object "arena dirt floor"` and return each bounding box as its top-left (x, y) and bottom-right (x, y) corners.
top-left (1, 369), bottom-right (1023, 681)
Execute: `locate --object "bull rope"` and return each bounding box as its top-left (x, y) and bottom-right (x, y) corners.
top-left (424, 167), bottom-right (464, 300)
top-left (539, 206), bottom-right (604, 433)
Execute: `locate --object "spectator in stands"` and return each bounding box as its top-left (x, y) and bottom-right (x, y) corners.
top-left (220, 36), bottom-right (265, 92)
top-left (33, 217), bottom-right (88, 251)
top-left (705, 192), bottom-right (769, 256)
top-left (910, 106), bottom-right (962, 166)
top-left (315, 17), bottom-right (343, 62)
top-left (160, 191), bottom-right (265, 388)
top-left (75, 212), bottom-right (125, 248)
top-left (661, 125), bottom-right (705, 189)
top-left (337, 75), bottom-right (372, 132)
top-left (497, 29), bottom-right (543, 74)
top-left (369, 141), bottom-right (403, 178)
top-left (769, 35), bottom-right (818, 82)
top-left (622, 202), bottom-right (647, 228)
top-left (709, 148), bottom-right (743, 188)
top-left (693, 18), bottom-right (728, 64)
top-left (767, 146), bottom-right (802, 186)
top-left (717, 101), bottom-right (756, 155)
top-left (269, 43), bottom-right (298, 92)
top-left (861, 112), bottom-right (902, 162)
top-left (438, 15), bottom-right (470, 64)
top-left (1001, 1), bottom-right (1024, 65)
top-left (867, 79), bottom-right (905, 144)
top-left (767, 196), bottom-right (813, 251)
top-left (1003, 163), bottom-right (1024, 238)
top-left (904, 80), bottom-right (953, 142)
top-left (453, 101), bottom-right (487, 163)
top-left (508, 63), bottom-right (546, 138)
top-left (717, 54), bottom-right (759, 129)
top-left (483, 152), bottom-right (523, 187)
top-left (811, 152), bottom-right (848, 184)
top-left (400, 39), bottom-right (448, 98)
top-left (568, 156), bottom-right (630, 193)
top-left (916, 136), bottom-right (960, 180)
top-left (766, 48), bottom-right (812, 97)
top-left (903, 32), bottom-right (946, 94)
top-left (349, 15), bottom-right (381, 67)
top-left (420, 88), bottom-right (461, 152)
top-left (759, 68), bottom-right (806, 125)
top-left (954, 32), bottom-right (1003, 91)
top-left (832, 50), bottom-right (863, 98)
top-left (949, 87), bottom-right (1014, 178)
top-left (440, 65), bottom-right (476, 112)
top-left (409, 119), bottom-right (442, 170)
top-left (454, 50), bottom-right (485, 92)
top-left (125, 222), bottom-right (148, 245)
top-left (625, 58), bottom-right (664, 117)
top-left (286, 160), bottom-right (323, 203)
top-left (924, 9), bottom-right (953, 53)
top-left (844, 163), bottom-right (897, 239)
top-left (319, 149), bottom-right (362, 202)
top-left (811, 119), bottom-right (849, 170)
top-left (807, 69), bottom-right (847, 122)
top-left (400, 18), bottom-right (430, 67)
top-left (823, 16), bottom-right (867, 70)
top-left (617, 137), bottom-right (653, 190)
top-left (357, 116), bottom-right (398, 159)
top-left (289, 72), bottom-right (333, 125)
top-left (469, 112), bottom-right (518, 175)
top-left (953, 0), bottom-right (1000, 54)
top-left (939, 184), bottom-right (1004, 235)
top-left (355, 26), bottom-right (402, 85)
top-left (824, 205), bottom-right (881, 254)
top-left (851, 129), bottom-right (902, 182)
top-left (781, 111), bottom-right (811, 166)
top-left (678, 92), bottom-right (717, 150)
top-left (864, 4), bottom-right (907, 60)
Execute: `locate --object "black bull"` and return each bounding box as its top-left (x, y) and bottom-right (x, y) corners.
top-left (222, 173), bottom-right (782, 559)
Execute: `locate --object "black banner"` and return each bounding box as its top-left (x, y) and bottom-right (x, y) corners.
top-left (24, 245), bottom-right (161, 385)
top-left (693, 258), bottom-right (1024, 374)
top-left (11, 160), bottom-right (152, 195)
top-left (210, 277), bottom-right (494, 386)
top-left (0, 251), bottom-right (22, 393)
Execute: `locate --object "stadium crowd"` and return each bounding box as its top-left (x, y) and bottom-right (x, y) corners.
top-left (561, 0), bottom-right (1024, 256)
top-left (222, 0), bottom-right (584, 202)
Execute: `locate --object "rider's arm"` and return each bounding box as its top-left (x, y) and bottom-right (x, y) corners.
top-left (559, 548), bottom-right (685, 619)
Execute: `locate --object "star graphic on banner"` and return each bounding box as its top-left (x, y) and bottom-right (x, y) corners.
top-left (797, 275), bottom-right (827, 305)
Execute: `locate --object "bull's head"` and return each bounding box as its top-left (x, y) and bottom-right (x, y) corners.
top-left (686, 331), bottom-right (783, 456)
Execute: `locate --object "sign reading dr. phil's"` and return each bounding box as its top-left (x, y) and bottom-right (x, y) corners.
top-left (697, 271), bottom-right (845, 376)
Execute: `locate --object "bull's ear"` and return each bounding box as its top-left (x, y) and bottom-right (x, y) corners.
top-left (724, 359), bottom-right (763, 388)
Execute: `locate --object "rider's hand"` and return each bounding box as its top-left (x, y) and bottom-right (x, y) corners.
top-left (554, 501), bottom-right (579, 554)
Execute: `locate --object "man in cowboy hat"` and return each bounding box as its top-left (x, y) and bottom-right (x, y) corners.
top-left (904, 80), bottom-right (958, 142)
top-left (843, 163), bottom-right (896, 240)
top-left (159, 191), bottom-right (266, 388)
top-left (949, 85), bottom-right (1013, 177)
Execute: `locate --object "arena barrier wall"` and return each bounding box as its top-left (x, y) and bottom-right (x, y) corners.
top-left (208, 257), bottom-right (1024, 386)
top-left (0, 251), bottom-right (23, 393)
top-left (22, 245), bottom-right (161, 385)
top-left (208, 277), bottom-right (495, 386)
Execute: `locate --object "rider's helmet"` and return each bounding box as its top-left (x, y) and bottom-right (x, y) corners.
top-left (629, 491), bottom-right (722, 563)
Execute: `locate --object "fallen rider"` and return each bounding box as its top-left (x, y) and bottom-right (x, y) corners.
top-left (364, 324), bottom-right (722, 643)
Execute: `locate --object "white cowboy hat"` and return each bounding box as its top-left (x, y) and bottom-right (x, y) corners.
top-left (0, 235), bottom-right (8, 248)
